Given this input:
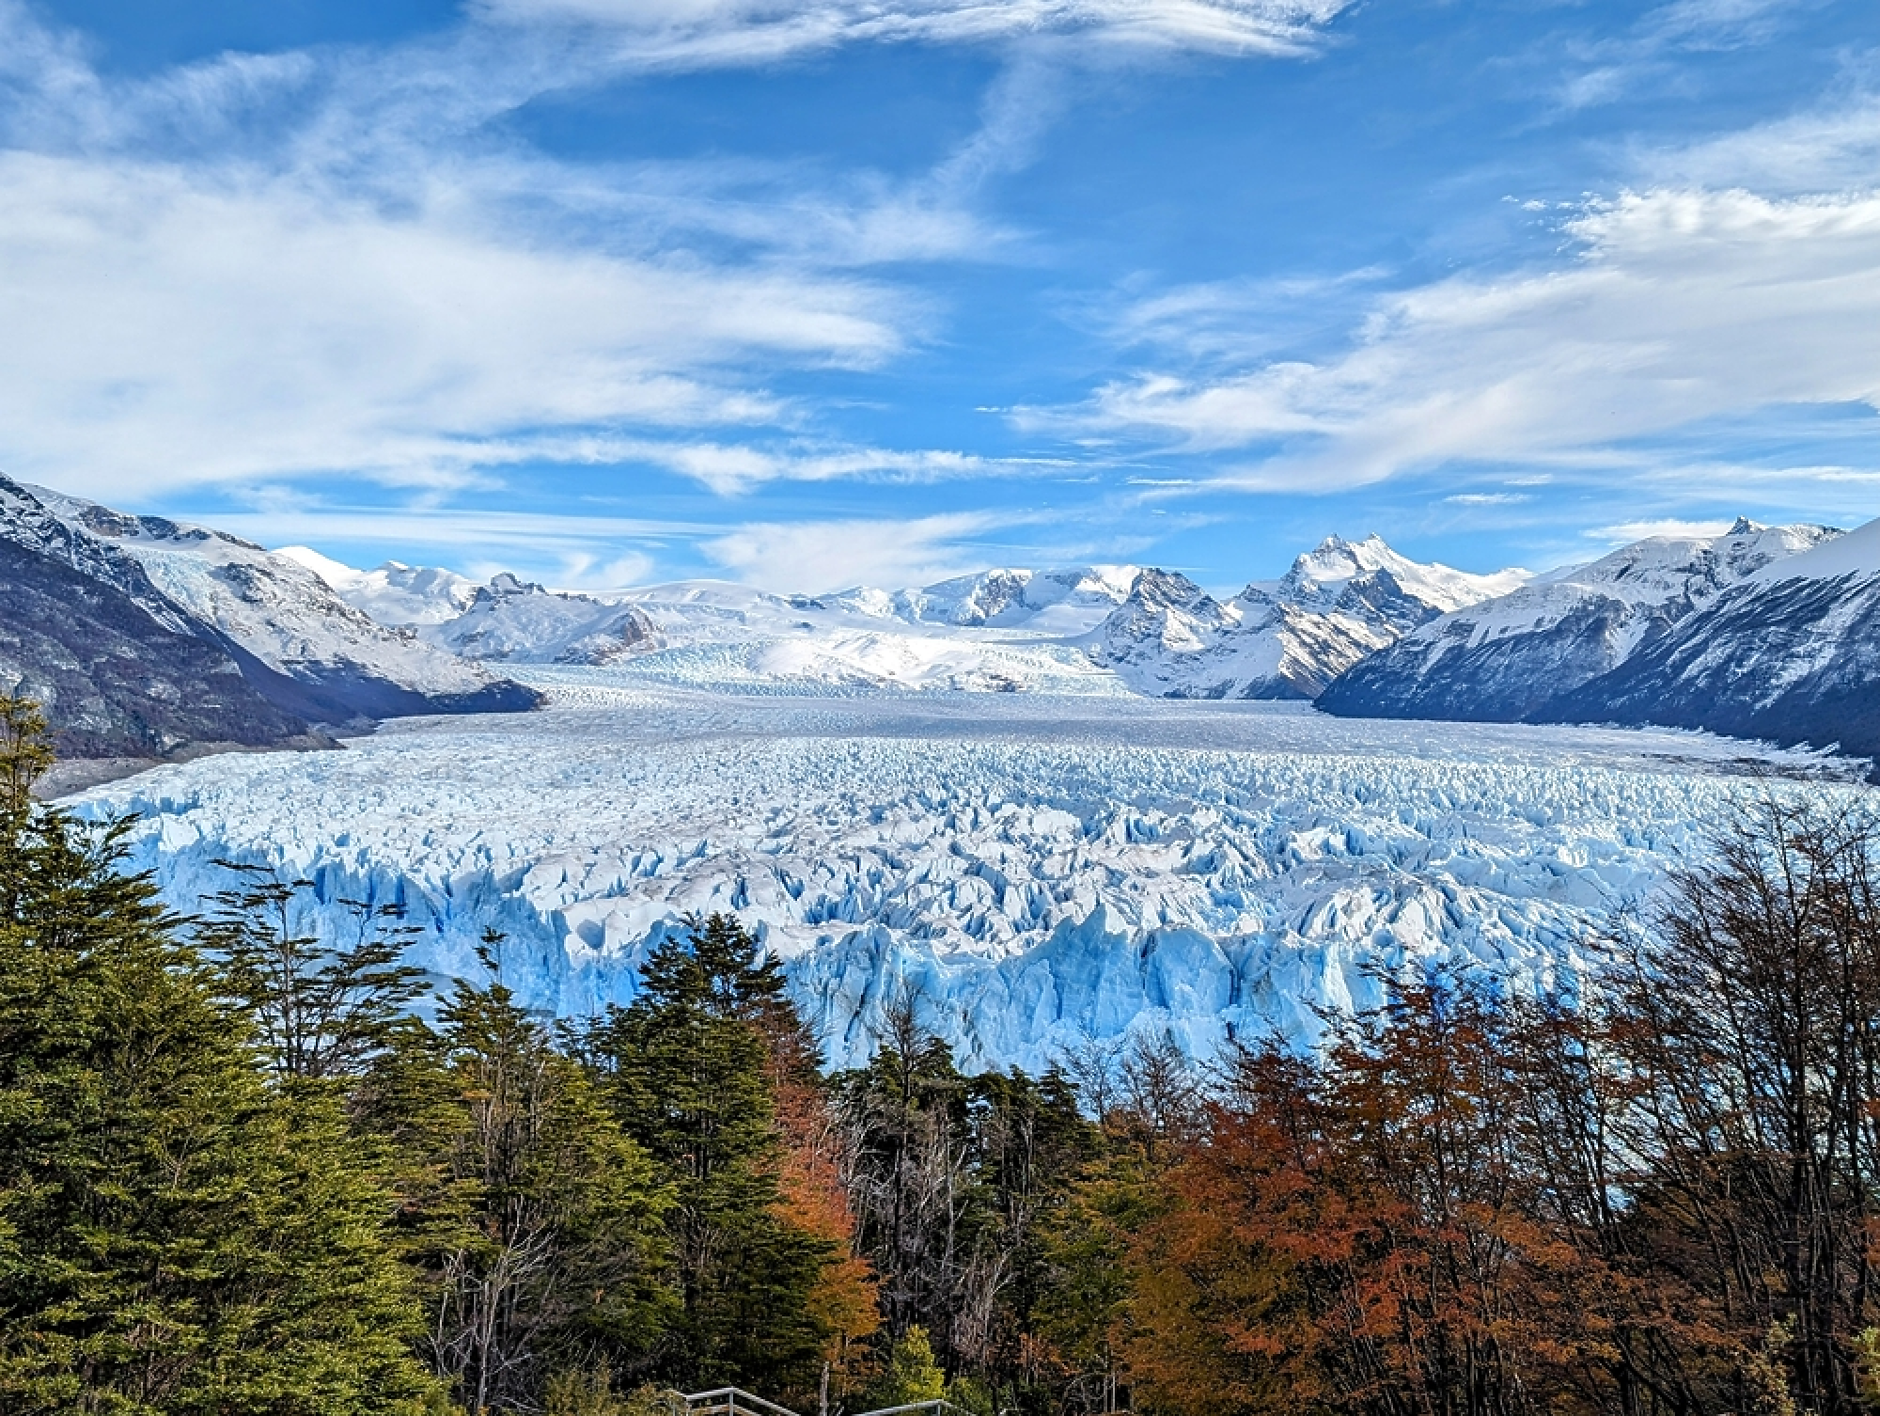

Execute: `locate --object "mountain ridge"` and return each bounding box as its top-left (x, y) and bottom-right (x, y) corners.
top-left (0, 477), bottom-right (543, 766)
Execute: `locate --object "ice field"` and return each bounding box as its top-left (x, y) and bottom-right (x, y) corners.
top-left (71, 673), bottom-right (1867, 1070)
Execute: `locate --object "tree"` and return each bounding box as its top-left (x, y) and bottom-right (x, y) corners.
top-left (1602, 793), bottom-right (1880, 1415)
top-left (200, 860), bottom-right (433, 1083)
top-left (586, 914), bottom-right (836, 1400)
top-left (865, 1326), bottom-right (947, 1407)
top-left (0, 694), bottom-right (447, 1414)
top-left (401, 935), bottom-right (673, 1414)
top-left (1126, 975), bottom-right (1648, 1416)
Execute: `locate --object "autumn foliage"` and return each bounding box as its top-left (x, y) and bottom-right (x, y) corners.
top-left (10, 681), bottom-right (1880, 1416)
top-left (1122, 795), bottom-right (1880, 1416)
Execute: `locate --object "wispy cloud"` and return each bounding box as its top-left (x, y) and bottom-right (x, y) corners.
top-left (1551, 0), bottom-right (1807, 112)
top-left (0, 2), bottom-right (947, 502)
top-left (1588, 518), bottom-right (1735, 543)
top-left (1036, 186), bottom-right (1880, 492)
top-left (474, 0), bottom-right (1353, 67)
top-left (703, 511), bottom-right (1015, 591)
top-left (1646, 78), bottom-right (1880, 194)
top-left (0, 147), bottom-right (901, 494)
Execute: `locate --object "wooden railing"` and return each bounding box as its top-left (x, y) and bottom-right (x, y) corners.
top-left (681, 1388), bottom-right (979, 1416)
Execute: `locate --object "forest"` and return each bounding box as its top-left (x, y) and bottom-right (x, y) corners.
top-left (6, 688), bottom-right (1880, 1416)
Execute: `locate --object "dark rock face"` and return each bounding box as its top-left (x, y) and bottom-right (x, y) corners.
top-left (1316, 598), bottom-right (1673, 723)
top-left (209, 637), bottom-right (544, 725)
top-left (0, 474), bottom-right (544, 765)
top-left (1318, 525), bottom-right (1880, 780)
top-left (0, 535), bottom-right (314, 759)
top-left (1541, 574), bottom-right (1880, 774)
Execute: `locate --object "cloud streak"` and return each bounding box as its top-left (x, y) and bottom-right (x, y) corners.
top-left (474, 0), bottom-right (1352, 67)
top-left (0, 147), bottom-right (901, 495)
top-left (1042, 185), bottom-right (1880, 492)
top-left (703, 510), bottom-right (1028, 591)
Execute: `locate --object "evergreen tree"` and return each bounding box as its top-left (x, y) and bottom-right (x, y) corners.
top-left (199, 861), bottom-right (432, 1083)
top-left (390, 936), bottom-right (673, 1414)
top-left (586, 915), bottom-right (835, 1400)
top-left (0, 694), bottom-right (447, 1414)
top-left (864, 1326), bottom-right (946, 1408)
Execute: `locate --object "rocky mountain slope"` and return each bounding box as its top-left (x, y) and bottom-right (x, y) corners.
top-left (0, 478), bottom-right (541, 765)
top-left (0, 478), bottom-right (318, 762)
top-left (1535, 519), bottom-right (1880, 765)
top-left (420, 574), bottom-right (664, 665)
top-left (1096, 535), bottom-right (1529, 698)
top-left (34, 486), bottom-right (541, 724)
top-left (1316, 518), bottom-right (1875, 760)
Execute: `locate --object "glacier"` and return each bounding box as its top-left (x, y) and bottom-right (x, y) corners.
top-left (69, 674), bottom-right (1866, 1072)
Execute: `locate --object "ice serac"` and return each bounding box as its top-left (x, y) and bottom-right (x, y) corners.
top-left (30, 487), bottom-right (543, 725)
top-left (1318, 519), bottom-right (1843, 726)
top-left (1097, 535), bottom-right (1528, 699)
top-left (69, 685), bottom-right (1857, 1073)
top-left (0, 477), bottom-right (315, 762)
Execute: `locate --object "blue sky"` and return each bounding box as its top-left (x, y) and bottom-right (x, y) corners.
top-left (2, 0), bottom-right (1876, 592)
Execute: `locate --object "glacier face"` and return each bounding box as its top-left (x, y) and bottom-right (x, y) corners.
top-left (68, 675), bottom-right (1864, 1072)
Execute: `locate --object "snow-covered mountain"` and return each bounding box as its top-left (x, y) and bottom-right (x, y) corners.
top-left (294, 540), bottom-right (1526, 702)
top-left (31, 486), bottom-right (541, 726)
top-left (0, 477), bottom-right (316, 764)
top-left (276, 547), bottom-right (480, 627)
top-left (293, 557), bottom-right (1147, 693)
top-left (1533, 517), bottom-right (1880, 766)
top-left (822, 565), bottom-right (1140, 634)
top-left (423, 575), bottom-right (664, 665)
top-left (1318, 519), bottom-right (1841, 724)
top-left (1097, 535), bottom-right (1529, 699)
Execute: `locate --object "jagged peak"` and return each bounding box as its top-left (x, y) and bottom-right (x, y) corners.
top-left (1129, 566), bottom-right (1211, 607)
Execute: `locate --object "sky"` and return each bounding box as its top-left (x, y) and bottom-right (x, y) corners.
top-left (1, 0), bottom-right (1876, 593)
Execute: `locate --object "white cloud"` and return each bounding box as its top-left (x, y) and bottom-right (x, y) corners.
top-left (703, 511), bottom-right (1015, 590)
top-left (1047, 186), bottom-right (1880, 490)
top-left (1649, 88), bottom-right (1880, 194)
top-left (474, 0), bottom-right (1352, 66)
top-left (192, 503), bottom-right (715, 552)
top-left (614, 439), bottom-right (1071, 492)
top-left (1589, 518), bottom-right (1734, 542)
top-left (0, 0), bottom-right (1355, 506)
top-left (0, 149), bottom-right (904, 497)
top-left (1550, 0), bottom-right (1806, 112)
top-left (541, 549), bottom-right (661, 589)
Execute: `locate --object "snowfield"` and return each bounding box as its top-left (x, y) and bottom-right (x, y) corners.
top-left (71, 676), bottom-right (1867, 1071)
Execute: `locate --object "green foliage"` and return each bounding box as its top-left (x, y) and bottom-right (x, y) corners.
top-left (586, 915), bottom-right (835, 1399)
top-left (866, 1326), bottom-right (946, 1407)
top-left (834, 990), bottom-right (1102, 1412)
top-left (542, 1371), bottom-right (681, 1416)
top-left (408, 936), bottom-right (674, 1413)
top-left (0, 693), bottom-right (446, 1414)
top-left (944, 1374), bottom-right (996, 1416)
top-left (199, 861), bottom-right (432, 1082)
